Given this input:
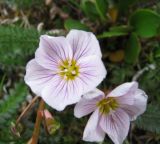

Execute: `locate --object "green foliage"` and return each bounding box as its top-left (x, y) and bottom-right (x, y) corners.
top-left (0, 82), bottom-right (27, 122)
top-left (80, 0), bottom-right (108, 22)
top-left (117, 0), bottom-right (136, 12)
top-left (135, 104), bottom-right (160, 134)
top-left (125, 33), bottom-right (141, 64)
top-left (0, 0), bottom-right (160, 143)
top-left (130, 9), bottom-right (160, 38)
top-left (64, 19), bottom-right (90, 31)
top-left (97, 25), bottom-right (130, 38)
top-left (139, 60), bottom-right (160, 102)
top-left (80, 0), bottom-right (99, 21)
top-left (0, 75), bottom-right (6, 93)
top-left (0, 82), bottom-right (28, 143)
top-left (94, 0), bottom-right (108, 21)
top-left (0, 26), bottom-right (40, 66)
top-left (6, 0), bottom-right (44, 9)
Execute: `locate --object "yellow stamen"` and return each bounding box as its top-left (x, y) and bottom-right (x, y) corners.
top-left (96, 97), bottom-right (119, 115)
top-left (59, 59), bottom-right (79, 80)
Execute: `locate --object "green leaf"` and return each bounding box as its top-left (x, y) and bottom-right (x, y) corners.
top-left (154, 46), bottom-right (160, 58)
top-left (97, 25), bottom-right (130, 38)
top-left (0, 26), bottom-right (41, 66)
top-left (80, 0), bottom-right (99, 21)
top-left (109, 25), bottom-right (132, 33)
top-left (125, 33), bottom-right (141, 64)
top-left (135, 104), bottom-right (160, 134)
top-left (94, 0), bottom-right (108, 21)
top-left (5, 0), bottom-right (44, 9)
top-left (0, 82), bottom-right (27, 121)
top-left (117, 0), bottom-right (137, 12)
top-left (130, 9), bottom-right (160, 38)
top-left (64, 19), bottom-right (90, 31)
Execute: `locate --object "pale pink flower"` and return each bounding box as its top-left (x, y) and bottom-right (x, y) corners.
top-left (74, 82), bottom-right (148, 144)
top-left (24, 30), bottom-right (106, 111)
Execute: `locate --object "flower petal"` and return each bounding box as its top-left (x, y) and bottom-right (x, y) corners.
top-left (83, 109), bottom-right (105, 142)
top-left (66, 29), bottom-right (102, 60)
top-left (41, 76), bottom-right (83, 111)
top-left (121, 89), bottom-right (148, 121)
top-left (35, 35), bottom-right (73, 70)
top-left (83, 88), bottom-right (105, 99)
top-left (108, 82), bottom-right (138, 97)
top-left (74, 89), bottom-right (104, 118)
top-left (24, 59), bottom-right (55, 96)
top-left (77, 55), bottom-right (107, 94)
top-left (100, 109), bottom-right (130, 144)
top-left (108, 82), bottom-right (138, 105)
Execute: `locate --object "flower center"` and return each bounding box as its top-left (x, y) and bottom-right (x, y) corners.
top-left (59, 59), bottom-right (79, 80)
top-left (96, 97), bottom-right (119, 115)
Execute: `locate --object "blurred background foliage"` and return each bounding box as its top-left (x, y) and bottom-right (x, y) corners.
top-left (0, 0), bottom-right (160, 144)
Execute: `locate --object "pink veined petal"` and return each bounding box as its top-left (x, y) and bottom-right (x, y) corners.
top-left (107, 82), bottom-right (138, 105)
top-left (66, 29), bottom-right (102, 60)
top-left (35, 35), bottom-right (73, 70)
top-left (83, 88), bottom-right (105, 99)
top-left (83, 109), bottom-right (105, 142)
top-left (107, 82), bottom-right (138, 97)
top-left (41, 76), bottom-right (83, 111)
top-left (77, 55), bottom-right (107, 94)
top-left (121, 89), bottom-right (148, 121)
top-left (24, 59), bottom-right (55, 96)
top-left (100, 109), bottom-right (130, 144)
top-left (74, 90), bottom-right (104, 118)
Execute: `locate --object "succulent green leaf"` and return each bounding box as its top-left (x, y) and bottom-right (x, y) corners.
top-left (97, 25), bottom-right (130, 38)
top-left (94, 0), bottom-right (108, 21)
top-left (129, 9), bottom-right (160, 38)
top-left (80, 0), bottom-right (99, 20)
top-left (125, 33), bottom-right (141, 64)
top-left (64, 19), bottom-right (90, 31)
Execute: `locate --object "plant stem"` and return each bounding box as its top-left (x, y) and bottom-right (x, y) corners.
top-left (30, 98), bottom-right (45, 144)
top-left (16, 96), bottom-right (39, 125)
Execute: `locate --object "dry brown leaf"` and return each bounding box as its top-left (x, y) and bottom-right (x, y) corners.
top-left (108, 7), bottom-right (118, 23)
top-left (109, 50), bottom-right (124, 62)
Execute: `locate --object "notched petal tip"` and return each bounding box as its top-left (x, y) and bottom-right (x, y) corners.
top-left (66, 29), bottom-right (102, 59)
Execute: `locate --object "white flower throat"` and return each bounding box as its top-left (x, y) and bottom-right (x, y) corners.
top-left (59, 59), bottom-right (79, 80)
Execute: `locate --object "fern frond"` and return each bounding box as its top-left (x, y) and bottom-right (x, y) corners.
top-left (0, 26), bottom-right (41, 66)
top-left (135, 104), bottom-right (160, 134)
top-left (0, 81), bottom-right (27, 122)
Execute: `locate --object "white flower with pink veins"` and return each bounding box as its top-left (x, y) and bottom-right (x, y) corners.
top-left (24, 30), bottom-right (107, 111)
top-left (74, 82), bottom-right (148, 144)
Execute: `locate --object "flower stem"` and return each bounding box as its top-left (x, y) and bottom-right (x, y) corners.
top-left (30, 98), bottom-right (45, 144)
top-left (16, 96), bottom-right (39, 125)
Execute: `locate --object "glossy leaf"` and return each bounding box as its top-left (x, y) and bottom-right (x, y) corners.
top-left (130, 9), bottom-right (160, 38)
top-left (97, 25), bottom-right (130, 38)
top-left (64, 19), bottom-right (90, 31)
top-left (125, 33), bottom-right (141, 64)
top-left (94, 0), bottom-right (108, 21)
top-left (80, 0), bottom-right (99, 20)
